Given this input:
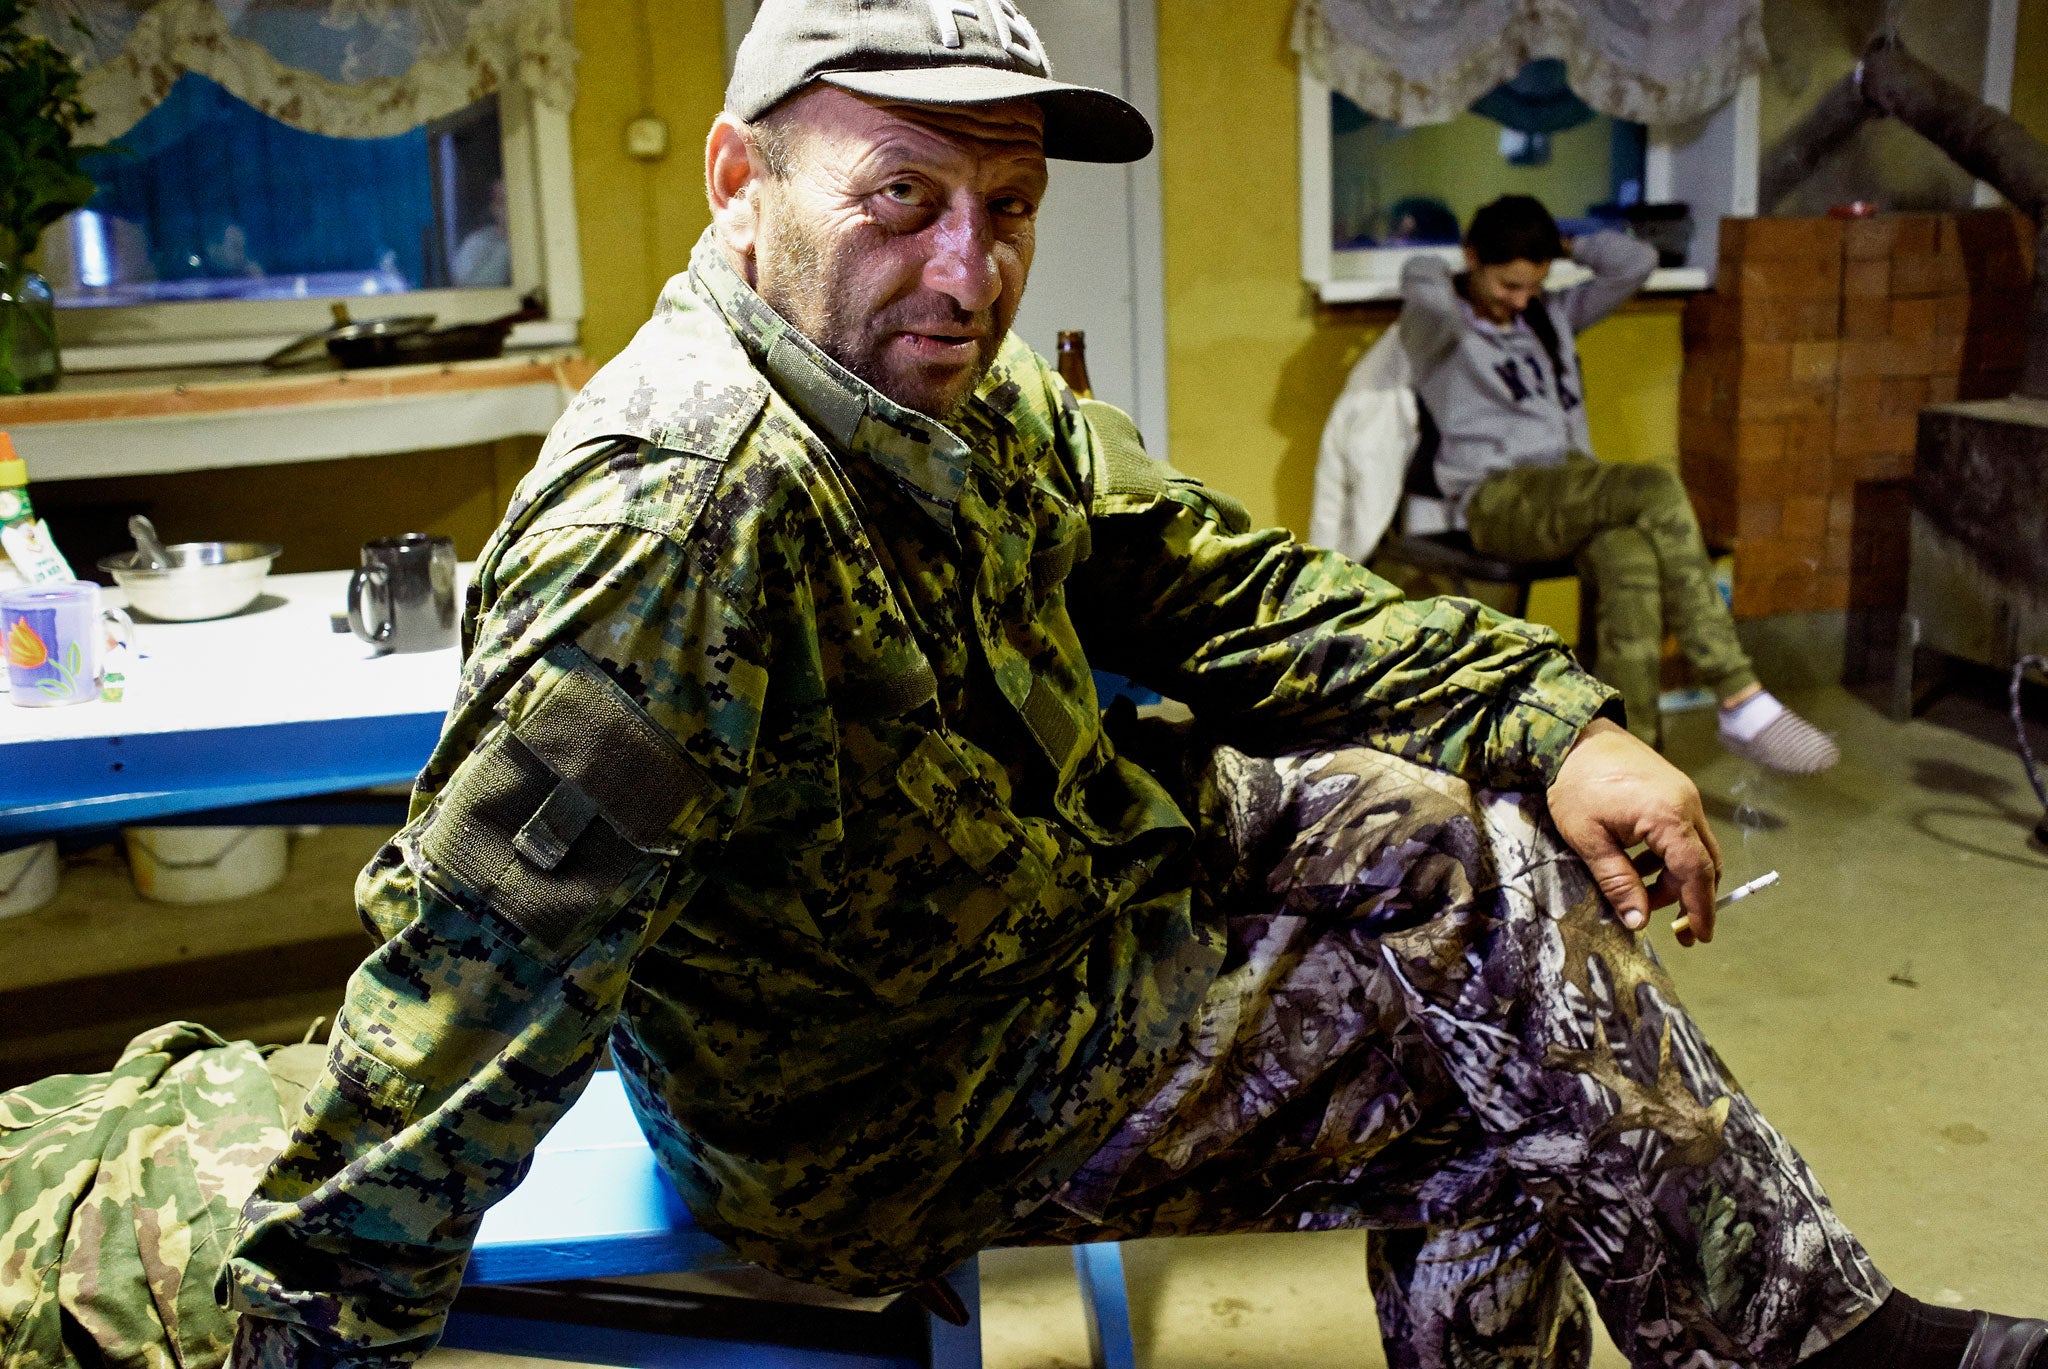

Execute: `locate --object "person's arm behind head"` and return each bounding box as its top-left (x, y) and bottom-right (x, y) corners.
top-left (1397, 253), bottom-right (1465, 369)
top-left (1551, 229), bottom-right (1658, 335)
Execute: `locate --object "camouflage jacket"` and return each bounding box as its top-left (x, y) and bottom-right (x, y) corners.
top-left (220, 231), bottom-right (1616, 1367)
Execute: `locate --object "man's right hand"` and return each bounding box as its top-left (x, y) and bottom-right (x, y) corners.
top-left (1546, 718), bottom-right (1724, 947)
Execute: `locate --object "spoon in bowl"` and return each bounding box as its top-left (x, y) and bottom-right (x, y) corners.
top-left (128, 515), bottom-right (175, 570)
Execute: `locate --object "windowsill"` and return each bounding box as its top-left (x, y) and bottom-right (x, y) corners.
top-left (1, 349), bottom-right (594, 481)
top-left (56, 318), bottom-right (579, 374)
top-left (1310, 251), bottom-right (1708, 304)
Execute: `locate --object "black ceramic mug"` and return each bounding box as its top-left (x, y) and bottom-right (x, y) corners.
top-left (348, 534), bottom-right (457, 653)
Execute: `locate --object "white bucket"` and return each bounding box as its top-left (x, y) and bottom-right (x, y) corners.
top-left (0, 840), bottom-right (59, 919)
top-left (124, 826), bottom-right (289, 905)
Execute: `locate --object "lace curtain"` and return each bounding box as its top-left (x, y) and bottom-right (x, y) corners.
top-left (25, 0), bottom-right (576, 142)
top-left (1293, 0), bottom-right (1766, 128)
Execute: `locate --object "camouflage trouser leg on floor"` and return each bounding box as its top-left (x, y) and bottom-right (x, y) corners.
top-left (1007, 745), bottom-right (1888, 1369)
top-left (0, 1024), bottom-right (294, 1369)
top-left (1464, 456), bottom-right (1760, 743)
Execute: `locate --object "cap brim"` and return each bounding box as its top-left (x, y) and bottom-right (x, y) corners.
top-left (818, 65), bottom-right (1153, 164)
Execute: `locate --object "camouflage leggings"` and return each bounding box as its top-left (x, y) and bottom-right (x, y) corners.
top-left (1465, 456), bottom-right (1759, 743)
top-left (1006, 744), bottom-right (1889, 1369)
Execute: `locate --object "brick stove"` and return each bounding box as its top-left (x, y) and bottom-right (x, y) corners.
top-left (1896, 396), bottom-right (2048, 716)
top-left (1678, 208), bottom-right (2033, 623)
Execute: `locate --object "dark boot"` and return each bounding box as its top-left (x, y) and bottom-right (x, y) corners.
top-left (1961, 1313), bottom-right (2048, 1369)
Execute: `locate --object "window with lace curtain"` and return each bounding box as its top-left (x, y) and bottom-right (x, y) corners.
top-left (24, 0), bottom-right (582, 368)
top-left (1292, 0), bottom-right (1768, 303)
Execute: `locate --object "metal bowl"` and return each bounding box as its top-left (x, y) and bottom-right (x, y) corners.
top-left (98, 541), bottom-right (282, 621)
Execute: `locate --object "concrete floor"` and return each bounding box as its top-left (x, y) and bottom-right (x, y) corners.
top-left (8, 681), bottom-right (2044, 1367)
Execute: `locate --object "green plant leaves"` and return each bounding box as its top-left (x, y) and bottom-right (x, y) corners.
top-left (32, 639), bottom-right (85, 697)
top-left (0, 0), bottom-right (103, 263)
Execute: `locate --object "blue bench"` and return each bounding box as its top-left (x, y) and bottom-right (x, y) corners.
top-left (449, 1070), bottom-right (1137, 1369)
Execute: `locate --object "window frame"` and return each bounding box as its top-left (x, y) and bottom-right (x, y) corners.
top-left (1297, 65), bottom-right (1755, 304)
top-left (49, 76), bottom-right (585, 371)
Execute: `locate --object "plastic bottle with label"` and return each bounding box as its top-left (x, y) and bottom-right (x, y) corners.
top-left (0, 432), bottom-right (74, 587)
top-left (0, 434), bottom-right (33, 593)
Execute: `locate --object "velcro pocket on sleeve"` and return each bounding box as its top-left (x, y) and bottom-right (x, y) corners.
top-left (502, 644), bottom-right (721, 854)
top-left (1082, 398), bottom-right (1251, 533)
top-left (418, 645), bottom-right (723, 960)
top-left (1082, 399), bottom-right (1163, 509)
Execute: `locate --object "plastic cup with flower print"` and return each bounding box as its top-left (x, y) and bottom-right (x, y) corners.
top-left (2, 581), bottom-right (134, 706)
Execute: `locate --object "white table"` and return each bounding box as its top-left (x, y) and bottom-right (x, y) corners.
top-left (0, 569), bottom-right (462, 839)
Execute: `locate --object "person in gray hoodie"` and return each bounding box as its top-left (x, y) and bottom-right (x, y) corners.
top-left (1401, 194), bottom-right (1839, 775)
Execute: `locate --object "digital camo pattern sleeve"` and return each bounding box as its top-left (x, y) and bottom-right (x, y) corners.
top-left (219, 469), bottom-right (769, 1369)
top-left (1059, 396), bottom-right (1618, 792)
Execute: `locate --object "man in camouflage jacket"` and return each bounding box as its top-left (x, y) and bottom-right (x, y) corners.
top-left (205, 3), bottom-right (2044, 1368)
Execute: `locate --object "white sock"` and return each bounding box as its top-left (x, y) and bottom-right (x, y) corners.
top-left (1718, 689), bottom-right (1787, 743)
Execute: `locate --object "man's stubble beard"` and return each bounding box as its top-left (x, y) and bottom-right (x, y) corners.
top-left (754, 203), bottom-right (1004, 421)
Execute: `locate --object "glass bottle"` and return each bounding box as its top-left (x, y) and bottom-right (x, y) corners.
top-left (1056, 330), bottom-right (1093, 399)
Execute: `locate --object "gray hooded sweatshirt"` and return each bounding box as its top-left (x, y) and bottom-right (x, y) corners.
top-left (1399, 230), bottom-right (1658, 515)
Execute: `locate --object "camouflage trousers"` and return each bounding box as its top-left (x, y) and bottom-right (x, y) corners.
top-left (1006, 743), bottom-right (1889, 1369)
top-left (0, 1023), bottom-right (289, 1369)
top-left (1464, 455), bottom-right (1759, 743)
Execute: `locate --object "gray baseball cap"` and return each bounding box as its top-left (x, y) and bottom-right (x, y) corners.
top-left (726, 0), bottom-right (1154, 164)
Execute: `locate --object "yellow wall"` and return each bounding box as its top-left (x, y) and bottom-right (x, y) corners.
top-left (33, 0), bottom-right (1689, 590)
top-left (91, 0), bottom-right (2040, 589)
top-left (1155, 0), bottom-right (1322, 535)
top-left (30, 0), bottom-right (2046, 644)
top-left (571, 0), bottom-right (731, 363)
top-left (2016, 0), bottom-right (2048, 144)
top-left (568, 0), bottom-right (2041, 544)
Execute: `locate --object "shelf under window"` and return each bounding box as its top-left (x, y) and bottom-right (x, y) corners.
top-left (0, 351), bottom-right (593, 482)
top-left (1311, 250), bottom-right (1708, 305)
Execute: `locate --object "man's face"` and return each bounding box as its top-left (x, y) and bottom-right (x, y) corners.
top-left (740, 87), bottom-right (1048, 419)
top-left (1463, 251), bottom-right (1550, 326)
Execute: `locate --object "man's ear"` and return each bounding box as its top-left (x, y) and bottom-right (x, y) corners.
top-left (707, 115), bottom-right (764, 270)
top-left (1461, 243), bottom-right (1479, 271)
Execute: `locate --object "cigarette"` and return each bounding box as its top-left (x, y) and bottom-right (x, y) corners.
top-left (1715, 870), bottom-right (1779, 908)
top-left (1670, 870), bottom-right (1779, 934)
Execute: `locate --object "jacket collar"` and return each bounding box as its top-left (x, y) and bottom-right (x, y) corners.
top-left (689, 231), bottom-right (977, 531)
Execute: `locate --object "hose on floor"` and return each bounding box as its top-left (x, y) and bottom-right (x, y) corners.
top-left (2013, 655), bottom-right (2048, 849)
